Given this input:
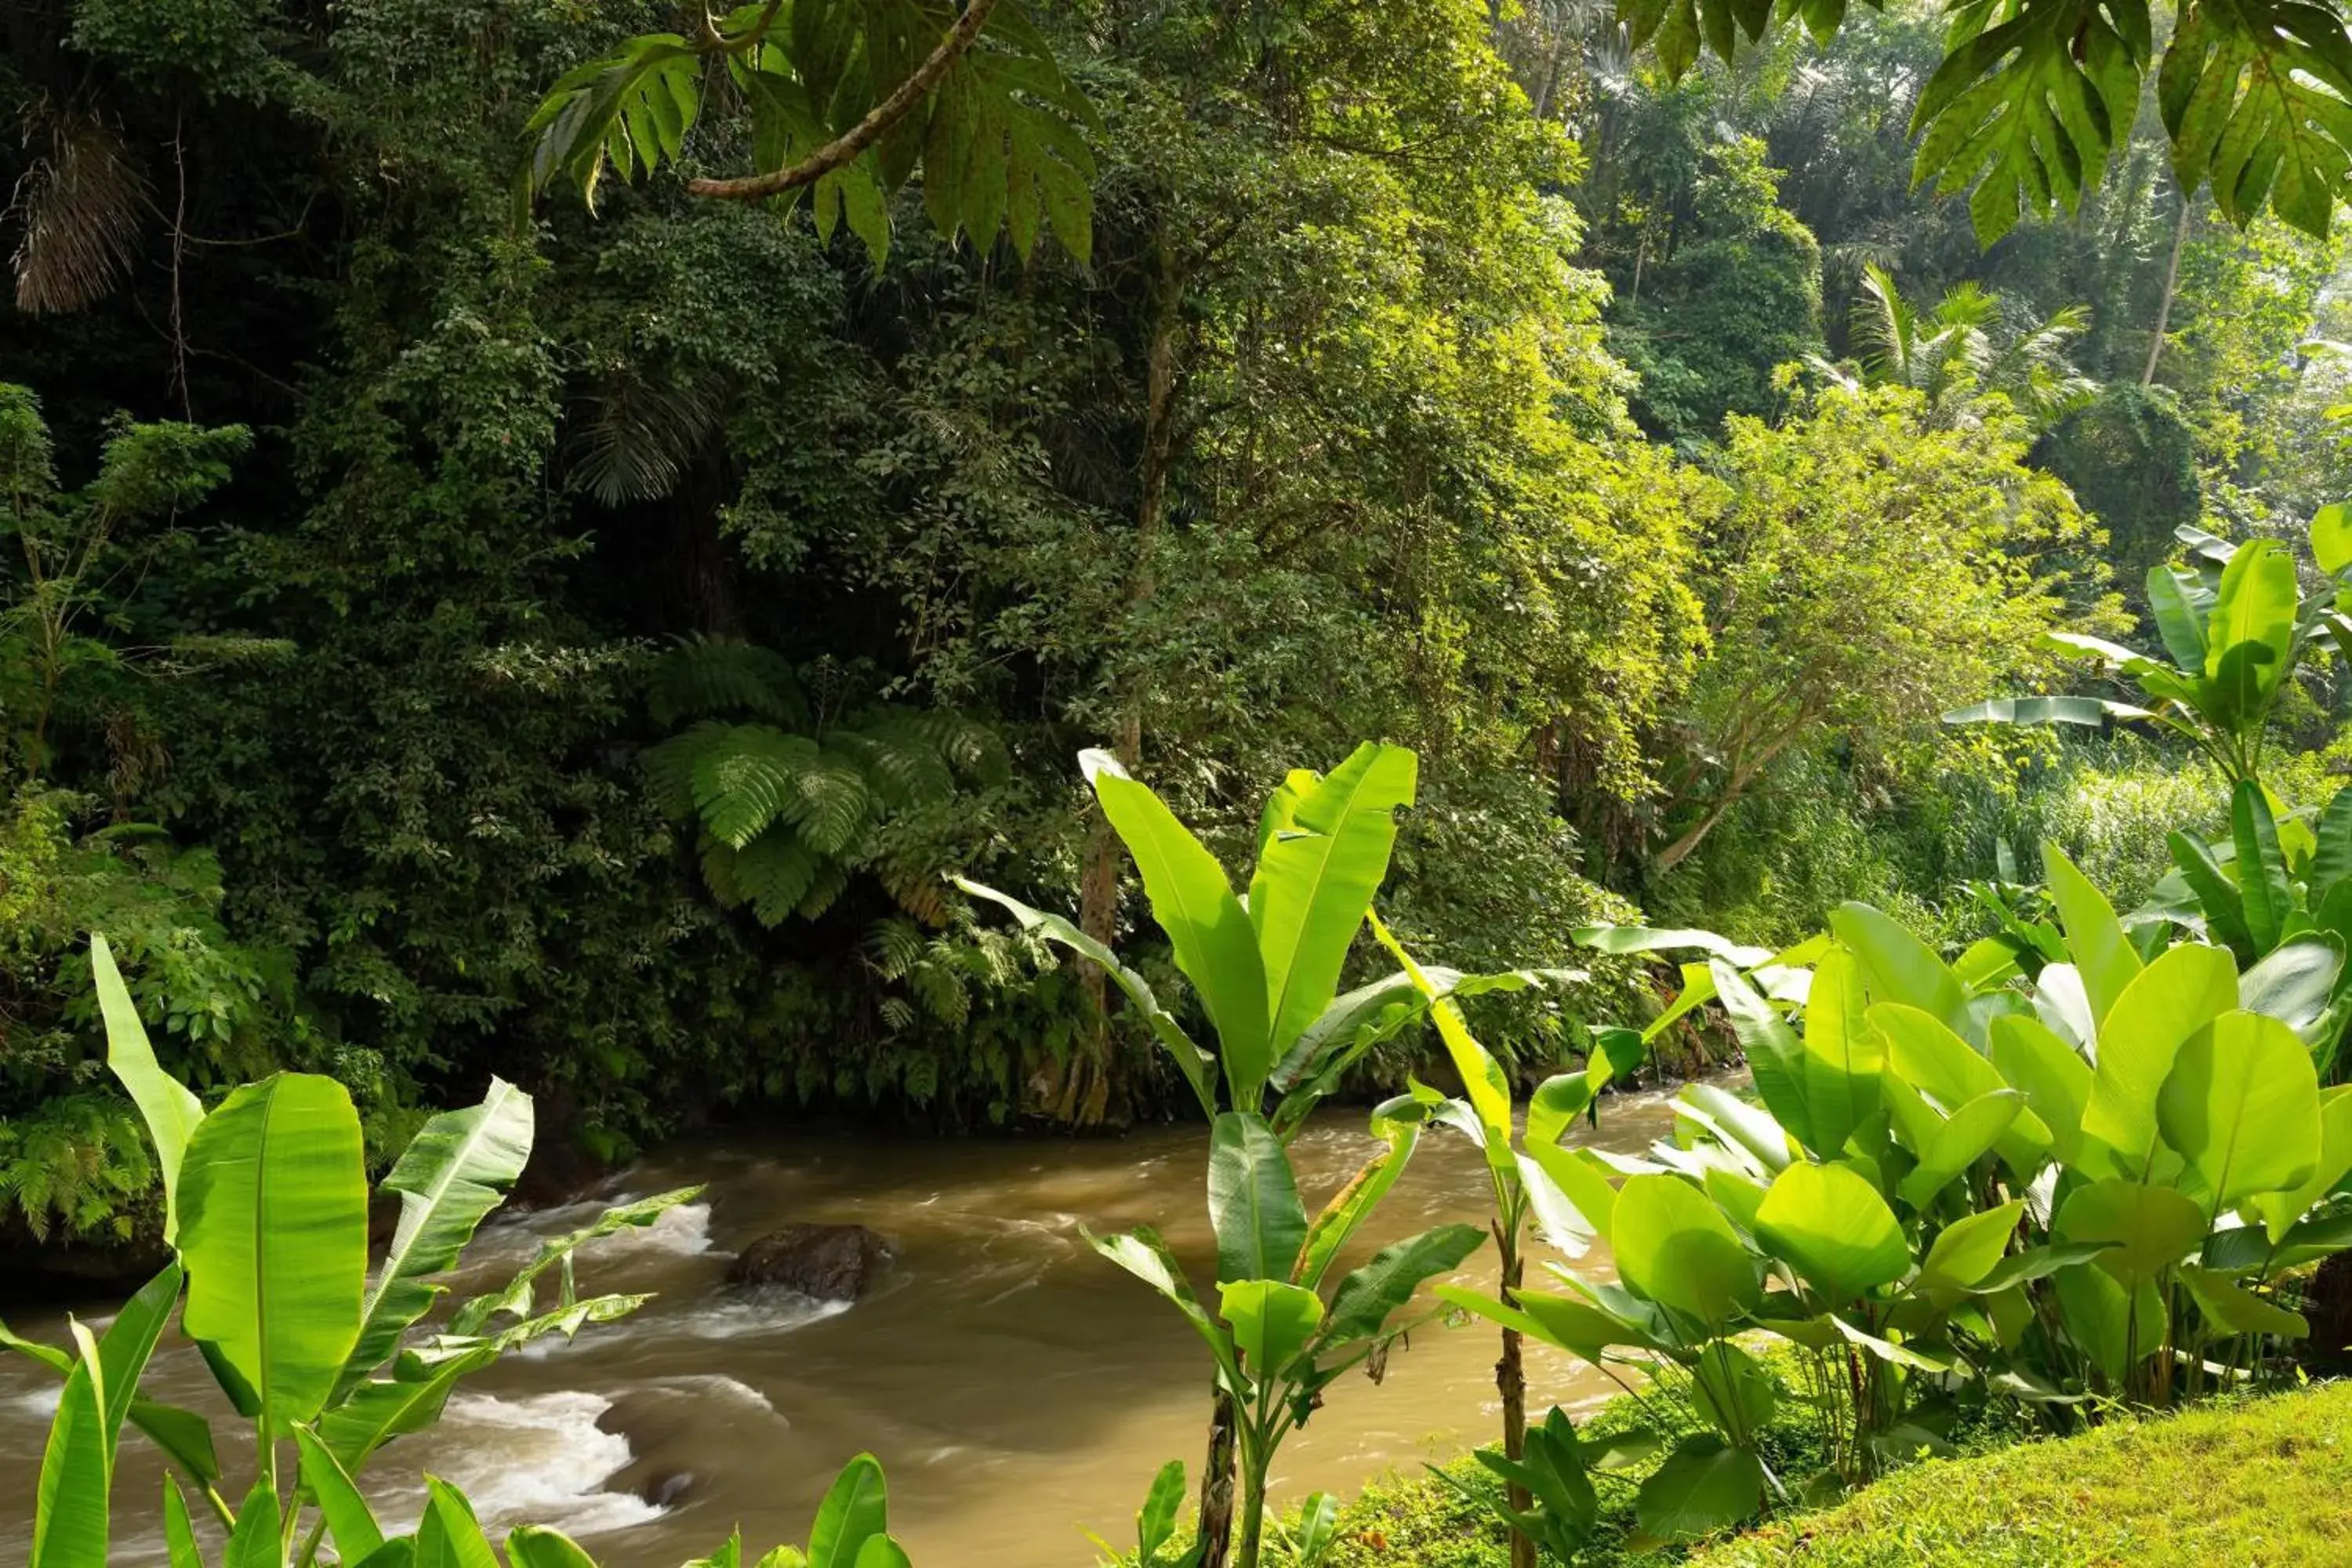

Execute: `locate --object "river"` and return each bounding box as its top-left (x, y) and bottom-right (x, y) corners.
top-left (0, 1086), bottom-right (1697, 1565)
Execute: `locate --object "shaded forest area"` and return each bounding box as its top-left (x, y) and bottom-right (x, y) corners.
top-left (5, 0), bottom-right (2350, 1252)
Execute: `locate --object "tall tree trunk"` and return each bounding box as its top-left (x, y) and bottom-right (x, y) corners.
top-left (1496, 1230), bottom-right (1536, 1568)
top-left (1073, 232), bottom-right (1185, 1124)
top-left (2143, 194), bottom-right (2192, 387)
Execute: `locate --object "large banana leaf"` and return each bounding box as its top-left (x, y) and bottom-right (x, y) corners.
top-left (177, 1073), bottom-right (368, 1436)
top-left (31, 1322), bottom-right (110, 1568)
top-left (93, 932), bottom-right (205, 1244)
top-left (1207, 1112), bottom-right (1306, 1283)
top-left (2042, 845), bottom-right (2142, 1028)
top-left (1246, 742), bottom-right (1416, 1062)
top-left (1082, 750), bottom-right (1272, 1102)
top-left (336, 1080), bottom-right (534, 1403)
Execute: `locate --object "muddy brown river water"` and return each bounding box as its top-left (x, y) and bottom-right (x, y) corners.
top-left (0, 1086), bottom-right (1701, 1565)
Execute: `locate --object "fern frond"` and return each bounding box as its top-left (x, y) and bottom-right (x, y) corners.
top-left (878, 996), bottom-right (917, 1033)
top-left (735, 829), bottom-right (819, 926)
top-left (833, 720), bottom-right (956, 810)
top-left (692, 724), bottom-right (822, 848)
top-left (642, 723), bottom-right (720, 819)
top-left (648, 636), bottom-right (808, 727)
top-left (790, 750), bottom-right (877, 856)
top-left (797, 861), bottom-right (851, 920)
top-left (700, 840), bottom-right (748, 908)
top-left (866, 916), bottom-right (927, 978)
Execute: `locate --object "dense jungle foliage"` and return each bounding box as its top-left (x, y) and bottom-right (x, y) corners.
top-left (7, 0), bottom-right (2352, 1268)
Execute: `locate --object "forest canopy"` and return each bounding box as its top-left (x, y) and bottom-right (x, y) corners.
top-left (5, 0), bottom-right (2352, 1257)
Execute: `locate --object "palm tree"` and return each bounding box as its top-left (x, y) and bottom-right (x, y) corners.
top-left (1824, 262), bottom-right (2098, 428)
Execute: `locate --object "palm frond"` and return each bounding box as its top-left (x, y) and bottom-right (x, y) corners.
top-left (9, 102), bottom-right (147, 316)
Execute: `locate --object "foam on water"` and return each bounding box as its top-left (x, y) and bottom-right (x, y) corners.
top-left (5, 1387), bottom-right (60, 1419)
top-left (659, 1290), bottom-right (852, 1341)
top-left (407, 1391), bottom-right (664, 1538)
top-left (648, 1372), bottom-right (782, 1416)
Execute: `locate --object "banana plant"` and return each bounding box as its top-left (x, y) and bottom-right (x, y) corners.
top-left (1089, 1104), bottom-right (1483, 1568)
top-left (2134, 778), bottom-right (2352, 1081)
top-left (1088, 1460), bottom-right (1203, 1568)
top-left (290, 1449), bottom-right (912, 1568)
top-left (1450, 848), bottom-right (2352, 1535)
top-left (960, 742), bottom-right (1576, 1563)
top-left (5, 934), bottom-right (698, 1567)
top-left (1947, 515), bottom-right (2352, 782)
top-left (1370, 913), bottom-right (1644, 1568)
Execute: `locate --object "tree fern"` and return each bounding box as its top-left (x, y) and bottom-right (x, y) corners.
top-left (642, 638), bottom-right (1002, 928)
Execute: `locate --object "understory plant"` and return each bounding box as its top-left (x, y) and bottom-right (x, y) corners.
top-left (5, 933), bottom-right (913, 1566)
top-left (962, 742), bottom-right (1577, 1566)
top-left (1448, 845), bottom-right (2352, 1549)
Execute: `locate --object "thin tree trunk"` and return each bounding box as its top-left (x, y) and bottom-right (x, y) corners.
top-left (1073, 231), bottom-right (1186, 1121)
top-left (1496, 1231), bottom-right (1535, 1568)
top-left (2142, 194), bottom-right (2192, 387)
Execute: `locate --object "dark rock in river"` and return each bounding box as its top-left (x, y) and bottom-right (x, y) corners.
top-left (726, 1222), bottom-right (895, 1300)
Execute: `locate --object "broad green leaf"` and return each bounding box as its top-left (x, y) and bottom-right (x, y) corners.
top-left (1083, 750), bottom-right (1271, 1102)
top-left (2179, 1264), bottom-right (2307, 1338)
top-left (2157, 1010), bottom-right (2321, 1208)
top-left (162, 1477), bottom-right (205, 1568)
top-left (1137, 1459), bottom-right (1186, 1561)
top-left (224, 1479), bottom-right (284, 1568)
top-left (2238, 935), bottom-right (2343, 1039)
top-left (1679, 1082), bottom-right (1795, 1175)
top-left (2256, 1085), bottom-right (2352, 1241)
top-left (1973, 1240), bottom-right (2115, 1292)
top-left (2313, 786), bottom-right (2352, 896)
top-left (2145, 564), bottom-right (2209, 670)
top-left (853, 1539), bottom-right (912, 1568)
top-left (1612, 1175), bottom-right (1759, 1327)
top-left (338, 1080), bottom-right (534, 1402)
top-left (31, 1321), bottom-right (109, 1568)
top-left (1218, 1278), bottom-right (1324, 1375)
top-left (2053, 1263), bottom-right (2163, 1385)
top-left (2042, 845), bottom-right (2141, 1026)
top-left (1829, 1313), bottom-right (1956, 1373)
top-left (1634, 1434), bottom-right (1764, 1541)
top-left (297, 1425), bottom-right (384, 1563)
top-left (2165, 830), bottom-right (2256, 959)
top-left (1316, 1223), bottom-right (1483, 1347)
top-left (2056, 1178), bottom-right (2205, 1290)
top-left (1371, 915), bottom-right (1514, 1180)
top-left (1896, 1090), bottom-right (2024, 1210)
top-left (1798, 944), bottom-right (1882, 1159)
top-left (807, 1454), bottom-right (891, 1568)
top-left (1943, 695), bottom-right (2155, 728)
top-left (179, 1074), bottom-right (367, 1436)
top-left (415, 1478), bottom-right (499, 1568)
top-left (506, 1527), bottom-right (602, 1568)
top-left (100, 1263), bottom-right (182, 1450)
top-left (1831, 903), bottom-right (1969, 1040)
top-left (954, 876), bottom-right (1214, 1116)
top-left (1293, 1103), bottom-right (1421, 1290)
top-left (129, 1399), bottom-right (220, 1486)
top-left (1247, 742), bottom-right (1415, 1061)
top-left (1710, 962), bottom-right (1816, 1155)
top-left (1918, 1200), bottom-right (2026, 1292)
top-left (2231, 779), bottom-right (2294, 953)
top-left (2082, 942), bottom-right (2239, 1167)
top-left (1208, 1112), bottom-right (1306, 1284)
top-left (94, 931), bottom-right (205, 1243)
top-left (2204, 539), bottom-right (2297, 684)
top-left (1755, 1161), bottom-right (1908, 1305)
top-left (1435, 1284), bottom-right (1667, 1359)
top-left (1524, 1142), bottom-right (1619, 1245)
top-left (317, 1347), bottom-right (499, 1475)
top-left (1569, 925), bottom-right (1772, 966)
top-left (1689, 1338), bottom-right (1777, 1436)
top-left (2315, 503), bottom-right (2352, 577)
top-left (448, 1186), bottom-right (699, 1336)
top-left (1989, 1014), bottom-right (2092, 1168)
top-left (1086, 1227), bottom-right (1241, 1390)
top-left (1872, 1004), bottom-right (2049, 1176)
